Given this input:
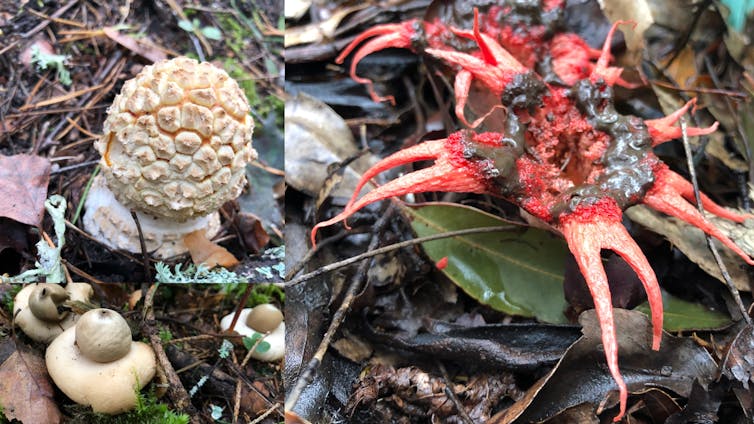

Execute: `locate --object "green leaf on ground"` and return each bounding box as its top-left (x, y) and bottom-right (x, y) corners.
top-left (635, 290), bottom-right (731, 331)
top-left (406, 203), bottom-right (569, 324)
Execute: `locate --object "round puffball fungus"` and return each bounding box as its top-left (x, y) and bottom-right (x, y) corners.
top-left (13, 283), bottom-right (93, 343)
top-left (46, 308), bottom-right (156, 414)
top-left (84, 56), bottom-right (256, 257)
top-left (220, 304), bottom-right (284, 362)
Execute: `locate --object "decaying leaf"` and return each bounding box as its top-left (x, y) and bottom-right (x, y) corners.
top-left (0, 343), bottom-right (61, 424)
top-left (237, 212), bottom-right (271, 254)
top-left (284, 5), bottom-right (365, 47)
top-left (347, 364), bottom-right (522, 423)
top-left (0, 154), bottom-right (51, 227)
top-left (284, 92), bottom-right (376, 200)
top-left (184, 230), bottom-right (240, 269)
top-left (626, 205), bottom-right (752, 290)
top-left (493, 309), bottom-right (717, 423)
top-left (722, 323), bottom-right (754, 389)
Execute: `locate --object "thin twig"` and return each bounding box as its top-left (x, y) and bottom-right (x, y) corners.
top-left (225, 283), bottom-right (254, 333)
top-left (130, 210), bottom-right (152, 282)
top-left (249, 403), bottom-right (281, 424)
top-left (437, 362), bottom-right (474, 424)
top-left (50, 159), bottom-right (99, 175)
top-left (680, 117), bottom-right (751, 324)
top-left (286, 206), bottom-right (397, 412)
top-left (143, 284), bottom-right (198, 419)
top-left (285, 225), bottom-right (514, 287)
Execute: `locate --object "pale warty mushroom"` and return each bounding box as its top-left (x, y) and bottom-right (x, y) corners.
top-left (13, 283), bottom-right (93, 343)
top-left (84, 57), bottom-right (256, 257)
top-left (220, 303), bottom-right (284, 362)
top-left (46, 308), bottom-right (156, 414)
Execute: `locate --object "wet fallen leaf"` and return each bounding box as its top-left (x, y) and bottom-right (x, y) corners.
top-left (370, 320), bottom-right (580, 370)
top-left (665, 380), bottom-right (722, 424)
top-left (0, 343), bottom-right (61, 424)
top-left (722, 323), bottom-right (754, 389)
top-left (631, 388), bottom-right (681, 423)
top-left (493, 309), bottom-right (717, 423)
top-left (0, 154), bottom-right (51, 227)
top-left (407, 203), bottom-right (569, 324)
top-left (103, 26), bottom-right (167, 63)
top-left (184, 230), bottom-right (239, 268)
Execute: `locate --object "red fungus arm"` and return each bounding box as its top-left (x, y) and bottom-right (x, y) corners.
top-left (335, 21), bottom-right (419, 104)
top-left (646, 99), bottom-right (719, 146)
top-left (560, 198), bottom-right (664, 422)
top-left (643, 165), bottom-right (754, 265)
top-left (311, 136), bottom-right (491, 246)
top-left (590, 20), bottom-right (635, 86)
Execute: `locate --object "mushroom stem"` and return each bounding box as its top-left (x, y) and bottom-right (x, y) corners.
top-left (84, 175), bottom-right (220, 258)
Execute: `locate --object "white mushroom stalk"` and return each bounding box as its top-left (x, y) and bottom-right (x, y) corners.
top-left (84, 57), bottom-right (256, 258)
top-left (220, 303), bottom-right (285, 362)
top-left (13, 283), bottom-right (93, 343)
top-left (45, 308), bottom-right (157, 414)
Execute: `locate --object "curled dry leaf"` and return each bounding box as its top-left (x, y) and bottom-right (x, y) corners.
top-left (0, 154), bottom-right (51, 227)
top-left (237, 211), bottom-right (271, 254)
top-left (0, 343), bottom-right (62, 424)
top-left (184, 229), bottom-right (239, 269)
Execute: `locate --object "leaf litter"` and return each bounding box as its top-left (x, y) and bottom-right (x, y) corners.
top-left (286, 0), bottom-right (754, 421)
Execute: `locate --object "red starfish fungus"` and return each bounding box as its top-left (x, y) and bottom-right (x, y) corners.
top-left (319, 6), bottom-right (753, 422)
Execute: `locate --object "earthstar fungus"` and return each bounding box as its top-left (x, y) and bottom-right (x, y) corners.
top-left (45, 308), bottom-right (156, 414)
top-left (13, 283), bottom-right (93, 343)
top-left (220, 303), bottom-right (285, 362)
top-left (84, 57), bottom-right (256, 257)
top-left (315, 3), bottom-right (753, 421)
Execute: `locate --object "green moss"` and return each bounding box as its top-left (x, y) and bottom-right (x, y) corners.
top-left (220, 283), bottom-right (284, 306)
top-left (158, 326), bottom-right (173, 343)
top-left (220, 58), bottom-right (283, 127)
top-left (2, 285), bottom-right (22, 316)
top-left (68, 388), bottom-right (189, 424)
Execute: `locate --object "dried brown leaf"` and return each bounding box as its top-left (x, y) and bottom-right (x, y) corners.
top-left (0, 154), bottom-right (51, 226)
top-left (184, 229), bottom-right (240, 268)
top-left (237, 212), bottom-right (270, 254)
top-left (103, 26), bottom-right (167, 63)
top-left (0, 346), bottom-right (61, 424)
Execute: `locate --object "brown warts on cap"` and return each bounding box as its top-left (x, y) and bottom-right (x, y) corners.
top-left (84, 57), bottom-right (256, 258)
top-left (45, 308), bottom-right (157, 414)
top-left (220, 304), bottom-right (285, 362)
top-left (13, 283), bottom-right (94, 343)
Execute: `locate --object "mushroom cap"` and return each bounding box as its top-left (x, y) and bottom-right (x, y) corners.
top-left (220, 306), bottom-right (285, 362)
top-left (75, 309), bottom-right (132, 363)
top-left (96, 56), bottom-right (256, 221)
top-left (28, 284), bottom-right (69, 322)
top-left (245, 303), bottom-right (284, 333)
top-left (14, 283), bottom-right (94, 343)
top-left (46, 323), bottom-right (156, 414)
